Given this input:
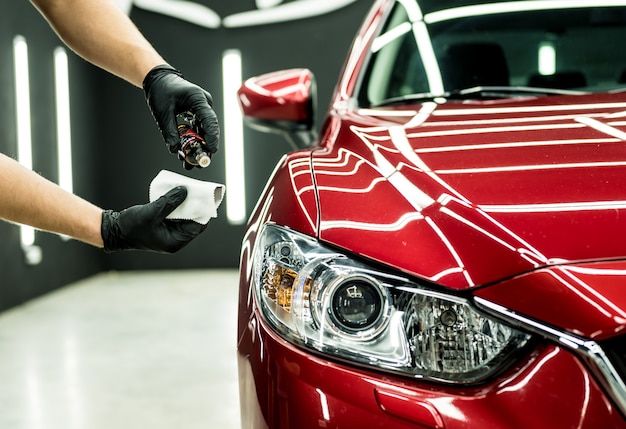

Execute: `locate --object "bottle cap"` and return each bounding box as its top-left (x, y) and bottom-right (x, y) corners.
top-left (197, 154), bottom-right (211, 168)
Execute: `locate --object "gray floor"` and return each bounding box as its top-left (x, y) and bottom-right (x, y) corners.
top-left (0, 270), bottom-right (241, 429)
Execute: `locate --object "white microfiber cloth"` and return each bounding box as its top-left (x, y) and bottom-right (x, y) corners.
top-left (149, 170), bottom-right (225, 225)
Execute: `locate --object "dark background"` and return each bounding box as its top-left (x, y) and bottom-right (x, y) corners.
top-left (0, 0), bottom-right (373, 311)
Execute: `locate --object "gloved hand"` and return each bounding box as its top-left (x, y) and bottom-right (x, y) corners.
top-left (143, 64), bottom-right (220, 168)
top-left (101, 186), bottom-right (205, 253)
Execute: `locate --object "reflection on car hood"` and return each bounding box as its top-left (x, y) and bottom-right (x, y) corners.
top-left (311, 93), bottom-right (626, 289)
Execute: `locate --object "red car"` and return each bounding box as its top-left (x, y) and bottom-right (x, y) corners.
top-left (236, 1), bottom-right (626, 427)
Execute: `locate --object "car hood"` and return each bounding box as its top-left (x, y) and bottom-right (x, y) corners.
top-left (311, 93), bottom-right (626, 289)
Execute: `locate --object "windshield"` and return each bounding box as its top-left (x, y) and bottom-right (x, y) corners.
top-left (359, 0), bottom-right (626, 107)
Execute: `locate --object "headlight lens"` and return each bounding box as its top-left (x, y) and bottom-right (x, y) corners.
top-left (253, 224), bottom-right (530, 383)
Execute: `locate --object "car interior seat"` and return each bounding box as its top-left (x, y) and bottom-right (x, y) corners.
top-left (528, 71), bottom-right (587, 89)
top-left (440, 42), bottom-right (510, 91)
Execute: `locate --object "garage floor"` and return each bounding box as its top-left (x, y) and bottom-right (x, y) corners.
top-left (0, 270), bottom-right (241, 429)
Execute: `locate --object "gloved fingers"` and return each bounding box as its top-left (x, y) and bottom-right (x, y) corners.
top-left (160, 220), bottom-right (207, 253)
top-left (150, 186), bottom-right (188, 219)
top-left (197, 104), bottom-right (220, 154)
top-left (167, 219), bottom-right (207, 236)
top-left (159, 106), bottom-right (182, 152)
top-left (182, 91), bottom-right (220, 154)
top-left (203, 89), bottom-right (214, 107)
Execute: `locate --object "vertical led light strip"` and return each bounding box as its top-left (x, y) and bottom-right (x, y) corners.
top-left (222, 49), bottom-right (246, 224)
top-left (54, 47), bottom-right (73, 194)
top-left (13, 35), bottom-right (35, 249)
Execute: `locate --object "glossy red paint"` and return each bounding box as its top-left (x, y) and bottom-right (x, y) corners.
top-left (334, 1), bottom-right (388, 104)
top-left (476, 260), bottom-right (626, 340)
top-left (313, 92), bottom-right (626, 289)
top-left (238, 150), bottom-right (318, 337)
top-left (237, 0), bottom-right (626, 427)
top-left (237, 310), bottom-right (624, 429)
top-left (238, 69), bottom-right (315, 125)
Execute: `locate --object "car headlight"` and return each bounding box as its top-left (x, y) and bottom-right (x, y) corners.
top-left (253, 224), bottom-right (531, 384)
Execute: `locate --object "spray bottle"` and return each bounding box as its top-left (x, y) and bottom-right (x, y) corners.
top-left (176, 112), bottom-right (211, 170)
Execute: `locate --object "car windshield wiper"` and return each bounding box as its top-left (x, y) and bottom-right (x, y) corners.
top-left (373, 86), bottom-right (588, 107)
top-left (455, 86), bottom-right (588, 97)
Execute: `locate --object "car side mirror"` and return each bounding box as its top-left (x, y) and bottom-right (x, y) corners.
top-left (237, 69), bottom-right (317, 148)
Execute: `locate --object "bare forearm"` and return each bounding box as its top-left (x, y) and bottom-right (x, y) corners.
top-left (0, 154), bottom-right (103, 247)
top-left (30, 0), bottom-right (164, 87)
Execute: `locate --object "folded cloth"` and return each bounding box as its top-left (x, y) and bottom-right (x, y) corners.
top-left (149, 170), bottom-right (225, 225)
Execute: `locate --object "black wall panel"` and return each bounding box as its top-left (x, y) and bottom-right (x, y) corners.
top-left (0, 0), bottom-right (373, 311)
top-left (0, 0), bottom-right (105, 311)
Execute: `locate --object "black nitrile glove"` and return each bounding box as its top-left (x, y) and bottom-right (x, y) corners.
top-left (101, 187), bottom-right (206, 253)
top-left (143, 64), bottom-right (220, 167)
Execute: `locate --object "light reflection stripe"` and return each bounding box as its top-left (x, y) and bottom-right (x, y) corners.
top-left (316, 389), bottom-right (331, 421)
top-left (430, 267), bottom-right (464, 281)
top-left (480, 201), bottom-right (626, 213)
top-left (440, 207), bottom-right (516, 252)
top-left (287, 158), bottom-right (316, 231)
top-left (432, 102), bottom-right (626, 116)
top-left (415, 138), bottom-right (618, 154)
top-left (297, 177), bottom-right (386, 196)
top-left (557, 267), bottom-right (626, 319)
top-left (425, 216), bottom-right (474, 286)
top-left (407, 122), bottom-right (586, 138)
top-left (390, 126), bottom-right (431, 171)
top-left (576, 117), bottom-right (626, 140)
top-left (436, 161), bottom-right (626, 175)
top-left (396, 0), bottom-right (424, 21)
top-left (543, 270), bottom-right (614, 319)
top-left (320, 212), bottom-right (423, 231)
top-left (371, 21), bottom-right (412, 52)
top-left (311, 159), bottom-right (368, 176)
top-left (357, 108), bottom-right (417, 117)
top-left (412, 21), bottom-right (444, 94)
top-left (424, 0), bottom-right (626, 24)
top-left (420, 113), bottom-right (607, 126)
top-left (475, 210), bottom-right (547, 262)
top-left (562, 266), bottom-right (626, 276)
top-left (496, 348), bottom-right (560, 394)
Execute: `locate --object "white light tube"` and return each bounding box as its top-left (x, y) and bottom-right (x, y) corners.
top-left (13, 35), bottom-right (36, 250)
top-left (412, 21), bottom-right (445, 94)
top-left (538, 42), bottom-right (556, 76)
top-left (256, 0), bottom-right (283, 9)
top-left (54, 47), bottom-right (73, 195)
top-left (425, 0), bottom-right (626, 24)
top-left (223, 0), bottom-right (357, 28)
top-left (222, 49), bottom-right (246, 225)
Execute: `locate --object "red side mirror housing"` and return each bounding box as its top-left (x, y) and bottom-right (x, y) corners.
top-left (238, 69), bottom-right (316, 135)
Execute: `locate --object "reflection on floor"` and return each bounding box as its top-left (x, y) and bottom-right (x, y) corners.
top-left (0, 270), bottom-right (241, 429)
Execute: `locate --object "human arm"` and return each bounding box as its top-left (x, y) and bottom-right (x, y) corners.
top-left (0, 153), bottom-right (103, 246)
top-left (0, 154), bottom-right (205, 252)
top-left (30, 0), bottom-right (163, 87)
top-left (30, 0), bottom-right (220, 160)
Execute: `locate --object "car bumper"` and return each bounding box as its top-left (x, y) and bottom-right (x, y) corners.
top-left (238, 310), bottom-right (626, 429)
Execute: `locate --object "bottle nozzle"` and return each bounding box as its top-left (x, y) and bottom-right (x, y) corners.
top-left (197, 153), bottom-right (211, 168)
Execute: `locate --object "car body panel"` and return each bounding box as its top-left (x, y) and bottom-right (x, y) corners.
top-left (237, 0), bottom-right (626, 427)
top-left (238, 150), bottom-right (318, 339)
top-left (475, 260), bottom-right (626, 341)
top-left (313, 93), bottom-right (626, 289)
top-left (238, 69), bottom-right (315, 125)
top-left (237, 310), bottom-right (625, 429)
